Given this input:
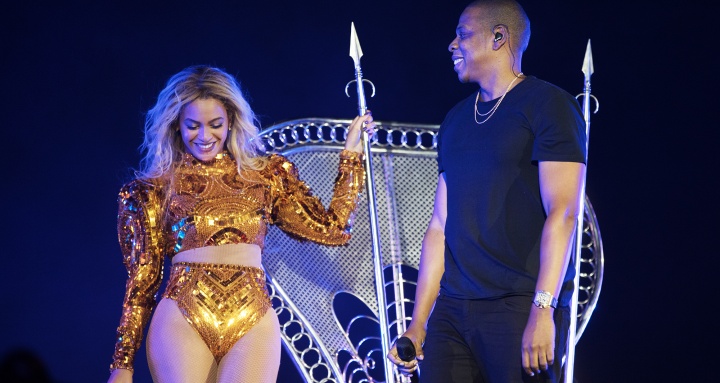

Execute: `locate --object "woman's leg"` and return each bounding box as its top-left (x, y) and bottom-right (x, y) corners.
top-left (146, 298), bottom-right (218, 383)
top-left (217, 309), bottom-right (281, 383)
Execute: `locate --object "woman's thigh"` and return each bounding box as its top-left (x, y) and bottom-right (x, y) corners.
top-left (146, 298), bottom-right (217, 383)
top-left (217, 309), bottom-right (281, 383)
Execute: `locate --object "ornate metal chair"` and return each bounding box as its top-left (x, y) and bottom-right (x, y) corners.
top-left (260, 118), bottom-right (604, 383)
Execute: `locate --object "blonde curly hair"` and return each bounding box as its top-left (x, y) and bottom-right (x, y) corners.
top-left (136, 65), bottom-right (266, 180)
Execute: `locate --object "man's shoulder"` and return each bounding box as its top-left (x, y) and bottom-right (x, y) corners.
top-left (520, 76), bottom-right (574, 100)
top-left (442, 92), bottom-right (477, 124)
top-left (448, 91), bottom-right (476, 110)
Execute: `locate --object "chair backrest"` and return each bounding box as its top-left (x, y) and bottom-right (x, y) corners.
top-left (259, 118), bottom-right (604, 383)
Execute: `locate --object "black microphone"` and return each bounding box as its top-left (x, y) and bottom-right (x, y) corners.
top-left (395, 336), bottom-right (416, 362)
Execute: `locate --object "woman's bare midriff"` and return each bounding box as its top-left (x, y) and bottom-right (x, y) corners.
top-left (172, 243), bottom-right (262, 268)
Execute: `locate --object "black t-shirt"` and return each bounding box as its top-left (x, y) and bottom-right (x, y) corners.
top-left (437, 76), bottom-right (586, 306)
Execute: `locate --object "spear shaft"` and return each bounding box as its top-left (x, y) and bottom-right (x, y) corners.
top-left (347, 22), bottom-right (396, 383)
top-left (565, 39), bottom-right (598, 383)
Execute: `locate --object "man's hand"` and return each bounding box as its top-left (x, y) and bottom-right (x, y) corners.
top-left (387, 325), bottom-right (426, 377)
top-left (521, 307), bottom-right (556, 376)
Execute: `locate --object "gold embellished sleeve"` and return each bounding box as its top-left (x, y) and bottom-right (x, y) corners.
top-left (110, 180), bottom-right (166, 372)
top-left (268, 150), bottom-right (365, 245)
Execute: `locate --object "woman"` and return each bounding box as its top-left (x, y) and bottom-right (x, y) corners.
top-left (108, 65), bottom-right (375, 383)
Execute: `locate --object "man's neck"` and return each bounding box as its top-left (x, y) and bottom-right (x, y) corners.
top-left (477, 70), bottom-right (524, 101)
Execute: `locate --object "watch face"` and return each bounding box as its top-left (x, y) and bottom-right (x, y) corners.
top-left (534, 291), bottom-right (551, 308)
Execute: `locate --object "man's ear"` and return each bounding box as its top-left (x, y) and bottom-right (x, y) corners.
top-left (492, 24), bottom-right (509, 49)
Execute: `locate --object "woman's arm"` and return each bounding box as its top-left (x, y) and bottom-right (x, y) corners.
top-left (268, 113), bottom-right (375, 245)
top-left (109, 180), bottom-right (166, 374)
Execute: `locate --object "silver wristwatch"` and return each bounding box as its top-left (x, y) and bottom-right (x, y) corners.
top-left (533, 290), bottom-right (558, 309)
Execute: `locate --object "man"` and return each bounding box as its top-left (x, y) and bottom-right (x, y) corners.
top-left (387, 1), bottom-right (586, 382)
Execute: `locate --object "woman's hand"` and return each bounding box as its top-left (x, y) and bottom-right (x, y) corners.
top-left (344, 110), bottom-right (377, 153)
top-left (107, 368), bottom-right (133, 383)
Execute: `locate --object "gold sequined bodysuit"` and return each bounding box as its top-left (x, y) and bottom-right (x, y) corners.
top-left (110, 150), bottom-right (365, 371)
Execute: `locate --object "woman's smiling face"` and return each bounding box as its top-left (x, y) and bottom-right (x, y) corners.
top-left (179, 98), bottom-right (229, 161)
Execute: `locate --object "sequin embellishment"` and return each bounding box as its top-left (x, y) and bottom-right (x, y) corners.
top-left (110, 150), bottom-right (365, 371)
top-left (163, 262), bottom-right (273, 362)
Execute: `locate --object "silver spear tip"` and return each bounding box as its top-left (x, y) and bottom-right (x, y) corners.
top-left (582, 39), bottom-right (594, 78)
top-left (349, 22), bottom-right (363, 66)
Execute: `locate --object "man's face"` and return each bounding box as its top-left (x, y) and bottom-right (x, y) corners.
top-left (448, 6), bottom-right (491, 84)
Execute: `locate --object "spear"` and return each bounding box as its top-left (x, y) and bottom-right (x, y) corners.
top-left (565, 38), bottom-right (599, 383)
top-left (346, 22), bottom-right (396, 382)
top-left (346, 22), bottom-right (375, 115)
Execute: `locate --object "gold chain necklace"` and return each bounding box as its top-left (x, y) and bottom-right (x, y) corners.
top-left (474, 73), bottom-right (523, 124)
